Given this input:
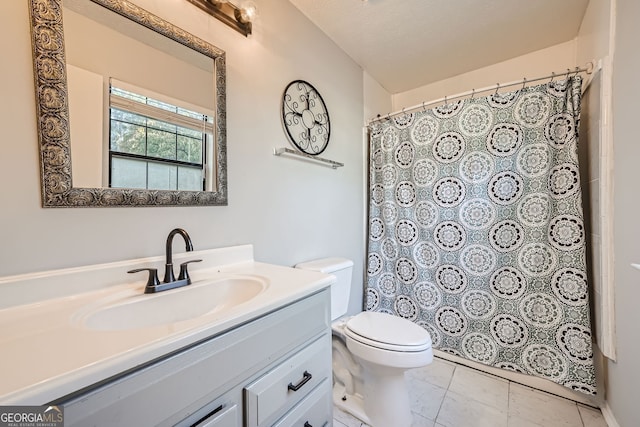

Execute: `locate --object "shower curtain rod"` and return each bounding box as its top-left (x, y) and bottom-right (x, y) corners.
top-left (368, 60), bottom-right (600, 125)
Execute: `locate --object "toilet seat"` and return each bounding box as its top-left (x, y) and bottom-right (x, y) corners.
top-left (343, 312), bottom-right (432, 352)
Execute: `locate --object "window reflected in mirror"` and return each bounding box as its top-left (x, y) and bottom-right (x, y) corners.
top-left (108, 82), bottom-right (214, 192)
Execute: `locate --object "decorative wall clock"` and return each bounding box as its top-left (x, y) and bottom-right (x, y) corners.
top-left (281, 80), bottom-right (331, 156)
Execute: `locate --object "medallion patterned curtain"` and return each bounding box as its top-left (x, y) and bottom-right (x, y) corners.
top-left (365, 77), bottom-right (596, 394)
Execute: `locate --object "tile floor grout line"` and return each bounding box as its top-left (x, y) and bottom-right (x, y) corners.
top-left (507, 380), bottom-right (511, 415)
top-left (437, 356), bottom-right (600, 410)
top-left (576, 402), bottom-right (587, 427)
top-left (445, 364), bottom-right (456, 389)
top-left (446, 366), bottom-right (511, 414)
top-left (432, 389), bottom-right (447, 427)
top-left (431, 365), bottom-right (456, 427)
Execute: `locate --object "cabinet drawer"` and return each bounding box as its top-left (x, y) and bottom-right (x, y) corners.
top-left (272, 379), bottom-right (331, 427)
top-left (193, 403), bottom-right (237, 427)
top-left (244, 334), bottom-right (331, 427)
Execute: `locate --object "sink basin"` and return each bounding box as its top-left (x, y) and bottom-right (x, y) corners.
top-left (75, 276), bottom-right (268, 331)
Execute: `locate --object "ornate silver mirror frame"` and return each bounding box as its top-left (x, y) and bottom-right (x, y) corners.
top-left (29, 0), bottom-right (227, 207)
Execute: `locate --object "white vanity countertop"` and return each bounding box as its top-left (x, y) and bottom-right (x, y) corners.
top-left (0, 245), bottom-right (333, 404)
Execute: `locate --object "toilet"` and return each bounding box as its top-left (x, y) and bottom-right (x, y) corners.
top-left (295, 258), bottom-right (433, 427)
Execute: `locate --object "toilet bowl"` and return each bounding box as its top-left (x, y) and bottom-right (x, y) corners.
top-left (333, 312), bottom-right (433, 426)
top-left (295, 258), bottom-right (433, 427)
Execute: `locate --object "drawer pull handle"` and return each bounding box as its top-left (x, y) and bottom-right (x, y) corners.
top-left (287, 371), bottom-right (312, 392)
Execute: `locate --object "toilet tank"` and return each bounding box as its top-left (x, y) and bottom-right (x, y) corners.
top-left (295, 257), bottom-right (354, 320)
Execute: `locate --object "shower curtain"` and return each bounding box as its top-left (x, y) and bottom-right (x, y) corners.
top-left (365, 76), bottom-right (596, 394)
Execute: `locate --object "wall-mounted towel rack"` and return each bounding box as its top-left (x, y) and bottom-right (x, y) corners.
top-left (273, 147), bottom-right (344, 169)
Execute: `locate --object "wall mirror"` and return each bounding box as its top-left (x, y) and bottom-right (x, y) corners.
top-left (29, 0), bottom-right (227, 207)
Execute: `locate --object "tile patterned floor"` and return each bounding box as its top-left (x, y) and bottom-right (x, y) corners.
top-left (332, 357), bottom-right (608, 427)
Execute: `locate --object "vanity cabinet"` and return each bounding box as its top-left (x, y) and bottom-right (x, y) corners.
top-left (56, 289), bottom-right (332, 427)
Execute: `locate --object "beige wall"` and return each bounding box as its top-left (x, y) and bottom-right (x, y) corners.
top-left (608, 0), bottom-right (640, 425)
top-left (363, 71), bottom-right (392, 123)
top-left (0, 0), bottom-right (365, 313)
top-left (64, 5), bottom-right (215, 112)
top-left (67, 64), bottom-right (105, 188)
top-left (577, 0), bottom-right (612, 64)
top-left (392, 40), bottom-right (578, 110)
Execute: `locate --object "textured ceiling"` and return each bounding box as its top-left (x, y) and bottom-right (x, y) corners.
top-left (288, 0), bottom-right (590, 94)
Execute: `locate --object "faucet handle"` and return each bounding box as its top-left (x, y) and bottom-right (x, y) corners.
top-left (178, 259), bottom-right (202, 283)
top-left (128, 268), bottom-right (161, 292)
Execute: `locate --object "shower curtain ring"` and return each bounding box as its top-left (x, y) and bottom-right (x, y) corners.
top-left (574, 66), bottom-right (580, 77)
top-left (494, 83), bottom-right (500, 95)
top-left (550, 72), bottom-right (555, 82)
top-left (444, 95), bottom-right (448, 107)
top-left (566, 68), bottom-right (571, 79)
top-left (422, 101), bottom-right (426, 112)
top-left (522, 78), bottom-right (527, 90)
top-left (470, 88), bottom-right (475, 99)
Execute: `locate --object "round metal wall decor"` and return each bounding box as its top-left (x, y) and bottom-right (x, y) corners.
top-left (282, 80), bottom-right (331, 155)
